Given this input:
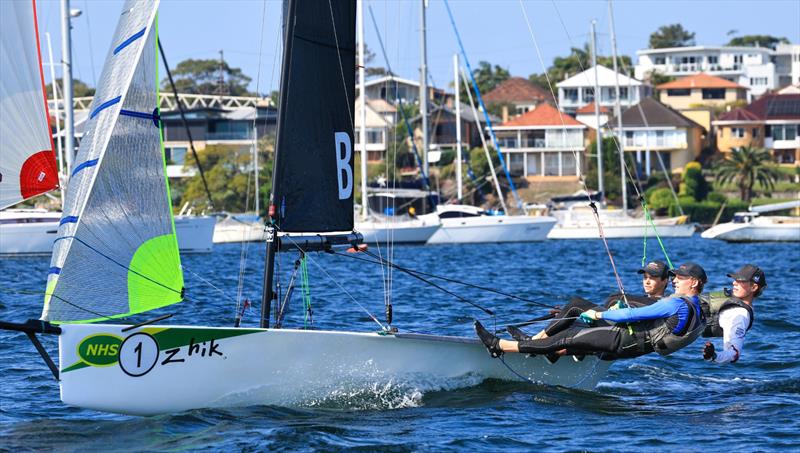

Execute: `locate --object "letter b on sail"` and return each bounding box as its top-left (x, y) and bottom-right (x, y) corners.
top-left (334, 132), bottom-right (353, 200)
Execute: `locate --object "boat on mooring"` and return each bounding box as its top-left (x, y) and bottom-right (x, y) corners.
top-left (701, 200), bottom-right (800, 242)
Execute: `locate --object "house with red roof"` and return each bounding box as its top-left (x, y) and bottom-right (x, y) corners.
top-left (491, 103), bottom-right (587, 179)
top-left (574, 102), bottom-right (610, 129)
top-left (483, 77), bottom-right (550, 123)
top-left (712, 93), bottom-right (800, 165)
top-left (657, 73), bottom-right (748, 110)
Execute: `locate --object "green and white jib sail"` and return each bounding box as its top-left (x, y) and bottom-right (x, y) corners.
top-left (43, 0), bottom-right (183, 323)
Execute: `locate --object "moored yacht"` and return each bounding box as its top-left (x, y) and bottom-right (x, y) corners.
top-left (547, 203), bottom-right (695, 239)
top-left (701, 201), bottom-right (800, 242)
top-left (427, 204), bottom-right (556, 244)
top-left (355, 188), bottom-right (441, 244)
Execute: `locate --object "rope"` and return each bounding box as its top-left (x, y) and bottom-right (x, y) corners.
top-left (183, 265), bottom-right (237, 304)
top-left (301, 254), bottom-right (312, 328)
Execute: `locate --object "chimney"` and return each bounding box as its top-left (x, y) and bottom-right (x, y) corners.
top-left (502, 105), bottom-right (509, 123)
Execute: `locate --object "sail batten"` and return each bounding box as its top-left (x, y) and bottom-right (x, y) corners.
top-left (43, 0), bottom-right (182, 324)
top-left (0, 0), bottom-right (59, 209)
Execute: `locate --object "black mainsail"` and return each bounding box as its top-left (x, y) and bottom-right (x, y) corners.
top-left (270, 0), bottom-right (357, 233)
top-left (262, 0), bottom-right (358, 327)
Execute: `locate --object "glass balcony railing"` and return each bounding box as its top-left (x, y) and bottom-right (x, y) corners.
top-left (206, 130), bottom-right (254, 140)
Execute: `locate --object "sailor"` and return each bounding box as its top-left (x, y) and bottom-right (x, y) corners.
top-left (701, 264), bottom-right (765, 364)
top-left (506, 260), bottom-right (669, 343)
top-left (476, 262), bottom-right (707, 360)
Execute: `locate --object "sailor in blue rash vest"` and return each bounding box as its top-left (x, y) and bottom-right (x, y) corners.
top-left (475, 262), bottom-right (707, 360)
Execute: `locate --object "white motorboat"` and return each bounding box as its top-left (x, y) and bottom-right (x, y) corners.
top-left (701, 201), bottom-right (800, 242)
top-left (355, 188), bottom-right (442, 244)
top-left (547, 203), bottom-right (695, 239)
top-left (426, 204), bottom-right (556, 244)
top-left (212, 213), bottom-right (267, 243)
top-left (0, 209), bottom-right (216, 255)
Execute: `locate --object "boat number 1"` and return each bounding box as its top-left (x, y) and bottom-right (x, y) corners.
top-left (119, 332), bottom-right (159, 377)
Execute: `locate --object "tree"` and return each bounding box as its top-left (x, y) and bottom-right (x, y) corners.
top-left (726, 35), bottom-right (789, 50)
top-left (363, 44), bottom-right (390, 78)
top-left (649, 24), bottom-right (695, 49)
top-left (715, 146), bottom-right (780, 202)
top-left (162, 58), bottom-right (253, 96)
top-left (460, 61), bottom-right (510, 100)
top-left (678, 161), bottom-right (710, 201)
top-left (528, 44), bottom-right (632, 92)
top-left (584, 137), bottom-right (623, 203)
top-left (45, 78), bottom-right (95, 98)
top-left (179, 137), bottom-right (273, 215)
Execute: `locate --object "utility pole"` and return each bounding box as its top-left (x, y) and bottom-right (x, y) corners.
top-left (590, 20), bottom-right (604, 203)
top-left (216, 50), bottom-right (226, 98)
top-left (419, 0), bottom-right (429, 177)
top-left (60, 0), bottom-right (75, 173)
top-left (608, 0), bottom-right (627, 214)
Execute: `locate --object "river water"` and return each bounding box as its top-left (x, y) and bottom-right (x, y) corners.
top-left (1, 237), bottom-right (798, 451)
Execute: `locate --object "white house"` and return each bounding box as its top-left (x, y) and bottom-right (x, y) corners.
top-left (557, 65), bottom-right (651, 114)
top-left (355, 97), bottom-right (396, 162)
top-left (635, 44), bottom-right (800, 97)
top-left (362, 75), bottom-right (446, 106)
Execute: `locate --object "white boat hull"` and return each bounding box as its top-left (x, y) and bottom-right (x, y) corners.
top-left (213, 219), bottom-right (267, 243)
top-left (548, 221), bottom-right (696, 239)
top-left (0, 211), bottom-right (216, 255)
top-left (357, 214), bottom-right (441, 244)
top-left (427, 215), bottom-right (556, 244)
top-left (701, 218), bottom-right (800, 242)
top-left (58, 323), bottom-right (610, 415)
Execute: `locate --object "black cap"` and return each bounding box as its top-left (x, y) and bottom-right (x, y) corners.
top-left (669, 262), bottom-right (708, 283)
top-left (638, 260), bottom-right (669, 279)
top-left (728, 264), bottom-right (767, 287)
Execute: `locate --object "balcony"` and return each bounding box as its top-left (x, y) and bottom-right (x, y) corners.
top-left (206, 130), bottom-right (254, 141)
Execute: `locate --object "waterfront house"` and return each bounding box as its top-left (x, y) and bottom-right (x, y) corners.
top-left (482, 77), bottom-right (550, 122)
top-left (635, 44), bottom-right (800, 97)
top-left (355, 97), bottom-right (396, 162)
top-left (712, 93), bottom-right (800, 165)
top-left (363, 75), bottom-right (446, 106)
top-left (557, 65), bottom-right (651, 115)
top-left (605, 97), bottom-right (704, 176)
top-left (491, 103), bottom-right (587, 180)
top-left (657, 73), bottom-right (748, 110)
top-left (574, 102), bottom-right (610, 129)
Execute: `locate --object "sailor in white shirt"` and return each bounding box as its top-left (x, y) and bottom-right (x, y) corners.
top-left (702, 264), bottom-right (765, 364)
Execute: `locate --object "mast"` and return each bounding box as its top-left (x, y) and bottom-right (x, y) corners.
top-left (590, 20), bottom-right (604, 203)
top-left (608, 0), bottom-right (626, 214)
top-left (419, 0), bottom-right (429, 178)
top-left (46, 32), bottom-right (65, 205)
top-left (454, 53), bottom-right (462, 200)
top-left (358, 0), bottom-right (368, 220)
top-left (60, 0), bottom-right (75, 173)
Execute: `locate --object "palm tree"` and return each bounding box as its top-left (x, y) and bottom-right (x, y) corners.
top-left (715, 145), bottom-right (781, 202)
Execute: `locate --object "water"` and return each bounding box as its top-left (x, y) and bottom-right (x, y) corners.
top-left (2, 237), bottom-right (799, 451)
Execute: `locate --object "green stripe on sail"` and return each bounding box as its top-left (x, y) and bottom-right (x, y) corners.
top-left (127, 233), bottom-right (183, 314)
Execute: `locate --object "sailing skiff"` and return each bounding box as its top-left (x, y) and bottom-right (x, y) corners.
top-left (1, 0), bottom-right (610, 416)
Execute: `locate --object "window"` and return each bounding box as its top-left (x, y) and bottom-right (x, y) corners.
top-left (582, 88), bottom-right (595, 103)
top-left (619, 87), bottom-right (629, 100)
top-left (562, 152), bottom-right (577, 176)
top-left (731, 127), bottom-right (745, 138)
top-left (544, 153), bottom-right (560, 176)
top-left (752, 128), bottom-right (759, 138)
top-left (734, 55), bottom-right (743, 64)
top-left (657, 130), bottom-right (665, 146)
top-left (786, 125), bottom-right (797, 141)
top-left (563, 88), bottom-right (578, 103)
top-left (366, 130), bottom-right (383, 144)
top-left (165, 146), bottom-right (187, 165)
top-left (667, 89), bottom-right (690, 96)
top-left (702, 88), bottom-right (725, 99)
top-left (772, 125), bottom-right (784, 140)
top-left (708, 55), bottom-right (719, 64)
top-left (508, 153), bottom-right (525, 176)
top-left (654, 56), bottom-right (666, 65)
top-left (527, 152), bottom-right (541, 176)
top-left (749, 77), bottom-right (768, 86)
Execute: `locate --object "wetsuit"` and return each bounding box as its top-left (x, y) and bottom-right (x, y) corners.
top-left (517, 294), bottom-right (703, 360)
top-left (542, 294), bottom-right (659, 338)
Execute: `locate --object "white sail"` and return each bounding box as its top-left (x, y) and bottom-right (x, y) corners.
top-left (0, 0), bottom-right (59, 209)
top-left (43, 0), bottom-right (183, 323)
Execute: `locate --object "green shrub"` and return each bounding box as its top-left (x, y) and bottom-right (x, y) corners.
top-left (668, 199), bottom-right (748, 224)
top-left (707, 192), bottom-right (727, 204)
top-left (678, 161), bottom-right (710, 201)
top-left (647, 187), bottom-right (674, 214)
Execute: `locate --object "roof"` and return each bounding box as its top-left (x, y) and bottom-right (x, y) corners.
top-left (499, 103), bottom-right (583, 128)
top-left (607, 97), bottom-right (703, 128)
top-left (636, 45), bottom-right (774, 55)
top-left (657, 73), bottom-right (745, 90)
top-left (742, 93), bottom-right (800, 121)
top-left (558, 65), bottom-right (645, 88)
top-left (483, 77), bottom-right (550, 104)
top-left (366, 98), bottom-right (396, 113)
top-left (363, 75), bottom-right (420, 89)
top-left (777, 84), bottom-right (800, 95)
top-left (410, 102), bottom-right (498, 125)
top-left (716, 108), bottom-right (761, 122)
top-left (575, 102), bottom-right (610, 114)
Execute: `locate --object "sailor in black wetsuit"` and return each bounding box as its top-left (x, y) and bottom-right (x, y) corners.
top-left (476, 262), bottom-right (707, 361)
top-left (506, 260), bottom-right (670, 343)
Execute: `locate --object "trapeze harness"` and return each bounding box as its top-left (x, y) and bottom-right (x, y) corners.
top-left (699, 293), bottom-right (754, 338)
top-left (627, 295), bottom-right (706, 356)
